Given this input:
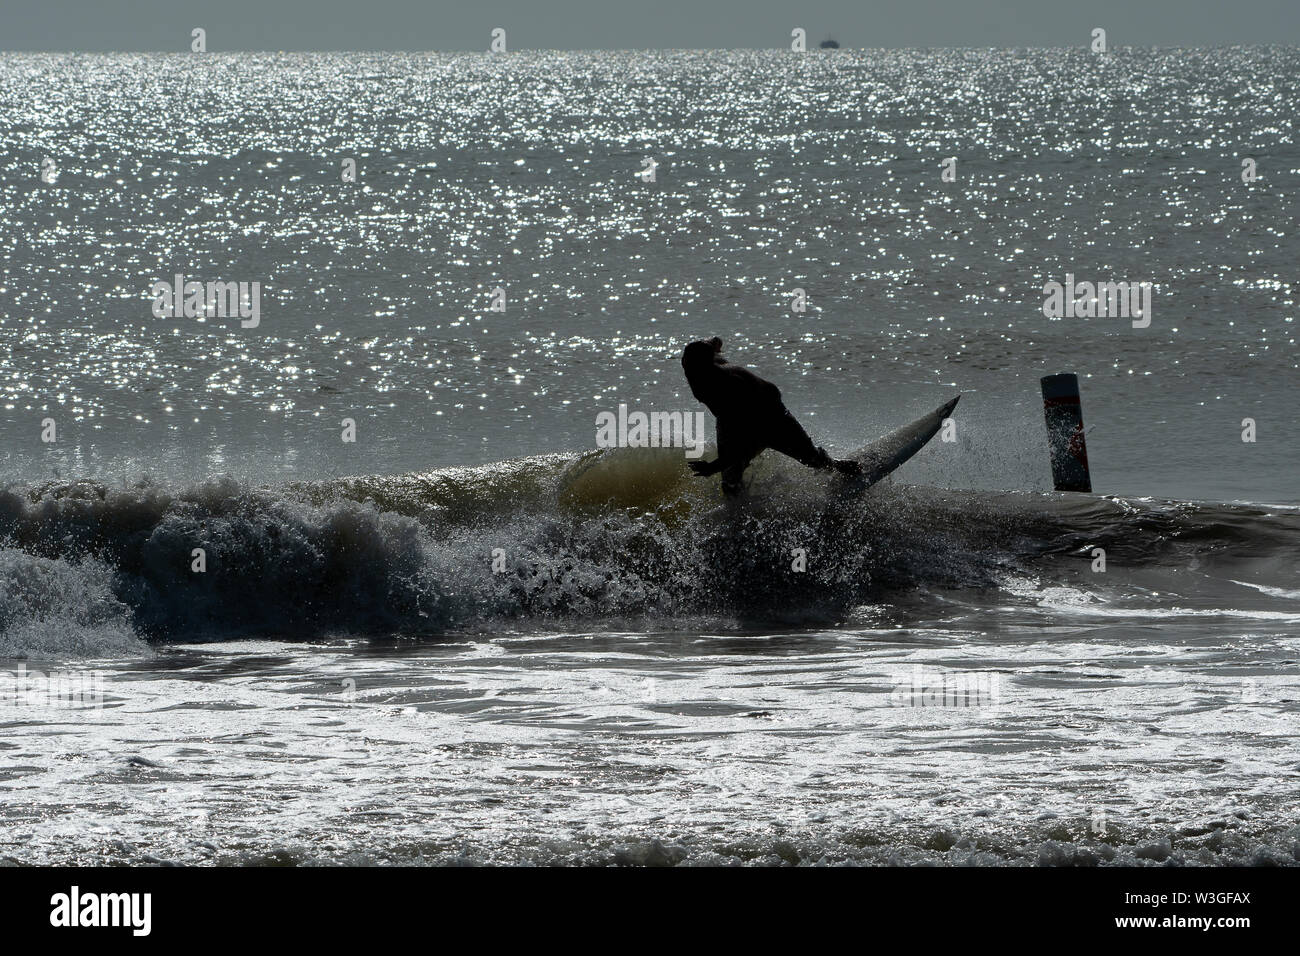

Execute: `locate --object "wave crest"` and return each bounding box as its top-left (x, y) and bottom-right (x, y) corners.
top-left (1, 451), bottom-right (1296, 649)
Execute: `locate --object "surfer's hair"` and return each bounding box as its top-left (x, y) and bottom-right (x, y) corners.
top-left (681, 337), bottom-right (724, 372)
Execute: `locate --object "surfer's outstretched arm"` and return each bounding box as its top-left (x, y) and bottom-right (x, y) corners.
top-left (687, 443), bottom-right (749, 477)
top-left (688, 454), bottom-right (750, 496)
top-left (695, 420), bottom-right (763, 495)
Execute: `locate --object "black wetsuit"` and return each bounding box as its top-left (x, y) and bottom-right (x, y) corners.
top-left (681, 338), bottom-right (854, 495)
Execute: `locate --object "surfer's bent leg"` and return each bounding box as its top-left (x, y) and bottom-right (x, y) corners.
top-left (715, 420), bottom-right (761, 496)
top-left (720, 457), bottom-right (757, 496)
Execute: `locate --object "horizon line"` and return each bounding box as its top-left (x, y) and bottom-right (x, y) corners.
top-left (1, 43), bottom-right (1294, 54)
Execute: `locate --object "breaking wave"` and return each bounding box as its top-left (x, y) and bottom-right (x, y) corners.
top-left (1, 447), bottom-right (1297, 652)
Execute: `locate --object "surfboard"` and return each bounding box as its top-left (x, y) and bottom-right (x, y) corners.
top-left (850, 394), bottom-right (960, 489)
top-left (557, 395), bottom-right (960, 509)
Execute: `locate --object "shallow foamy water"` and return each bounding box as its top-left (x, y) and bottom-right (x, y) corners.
top-left (4, 601), bottom-right (1298, 867)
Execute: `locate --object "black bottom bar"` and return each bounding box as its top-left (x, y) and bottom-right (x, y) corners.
top-left (1, 865), bottom-right (1286, 944)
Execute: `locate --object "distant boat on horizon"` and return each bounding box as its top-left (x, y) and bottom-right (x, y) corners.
top-left (819, 37), bottom-right (840, 49)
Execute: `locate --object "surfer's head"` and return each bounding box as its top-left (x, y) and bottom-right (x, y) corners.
top-left (681, 337), bottom-right (724, 374)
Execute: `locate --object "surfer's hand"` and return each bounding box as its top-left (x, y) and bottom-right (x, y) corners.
top-left (688, 460), bottom-right (718, 477)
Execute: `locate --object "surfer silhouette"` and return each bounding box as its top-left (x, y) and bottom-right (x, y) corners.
top-left (681, 337), bottom-right (861, 496)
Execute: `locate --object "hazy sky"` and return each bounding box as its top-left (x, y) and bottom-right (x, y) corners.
top-left (2, 0), bottom-right (1298, 51)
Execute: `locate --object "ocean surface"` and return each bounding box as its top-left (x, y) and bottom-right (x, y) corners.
top-left (1, 49), bottom-right (1297, 866)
